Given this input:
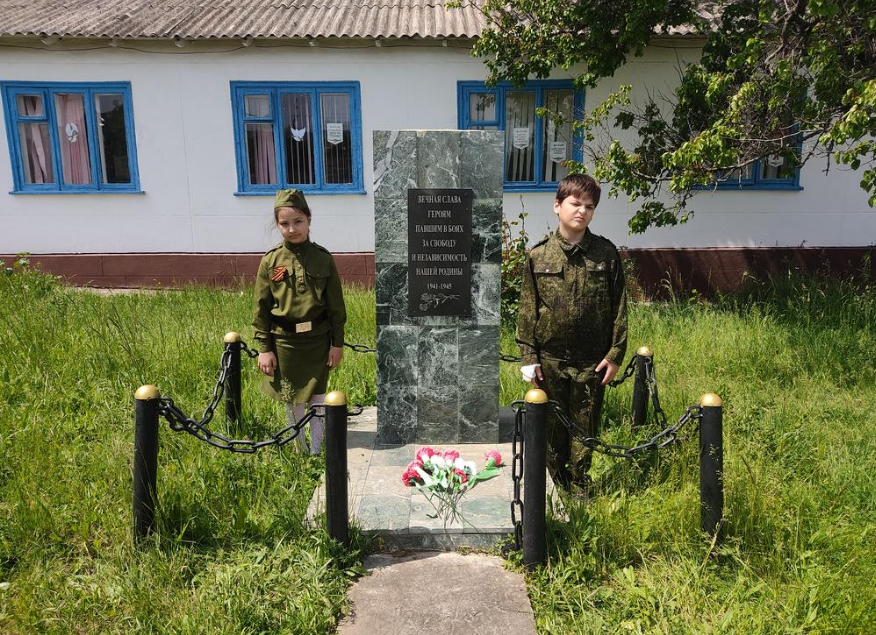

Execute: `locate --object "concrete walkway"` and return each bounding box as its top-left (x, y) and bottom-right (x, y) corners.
top-left (338, 552), bottom-right (537, 635)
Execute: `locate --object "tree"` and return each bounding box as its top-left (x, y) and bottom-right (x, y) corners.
top-left (470, 0), bottom-right (876, 233)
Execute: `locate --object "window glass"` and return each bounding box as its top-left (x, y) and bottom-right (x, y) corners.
top-left (281, 93), bottom-right (316, 185)
top-left (245, 122), bottom-right (277, 185)
top-left (17, 94), bottom-right (43, 117)
top-left (54, 92), bottom-right (92, 185)
top-left (94, 93), bottom-right (131, 184)
top-left (760, 154), bottom-right (793, 180)
top-left (504, 91), bottom-right (536, 182)
top-left (542, 89), bottom-right (574, 183)
top-left (723, 164), bottom-right (754, 183)
top-left (17, 122), bottom-right (54, 184)
top-left (469, 92), bottom-right (496, 122)
top-left (245, 94), bottom-right (270, 118)
top-left (320, 92), bottom-right (352, 185)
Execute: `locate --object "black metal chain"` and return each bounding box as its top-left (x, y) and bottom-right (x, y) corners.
top-left (344, 342), bottom-right (377, 354)
top-left (239, 340), bottom-right (260, 359)
top-left (500, 354), bottom-right (523, 363)
top-left (510, 399), bottom-right (525, 551)
top-left (643, 355), bottom-right (668, 428)
top-left (548, 400), bottom-right (702, 459)
top-left (156, 345), bottom-right (326, 452)
top-left (607, 354), bottom-right (639, 387)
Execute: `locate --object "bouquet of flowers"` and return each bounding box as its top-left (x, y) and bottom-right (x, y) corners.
top-left (401, 447), bottom-right (504, 525)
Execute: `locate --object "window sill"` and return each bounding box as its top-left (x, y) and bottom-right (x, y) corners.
top-left (234, 189), bottom-right (367, 196)
top-left (698, 184), bottom-right (804, 192)
top-left (9, 189), bottom-right (145, 195)
top-left (503, 185), bottom-right (560, 193)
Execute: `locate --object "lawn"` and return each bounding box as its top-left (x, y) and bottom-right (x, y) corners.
top-left (1, 263), bottom-right (874, 633)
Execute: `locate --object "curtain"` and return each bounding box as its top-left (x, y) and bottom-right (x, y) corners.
top-left (21, 96), bottom-right (51, 183)
top-left (246, 123), bottom-right (277, 185)
top-left (55, 93), bottom-right (91, 184)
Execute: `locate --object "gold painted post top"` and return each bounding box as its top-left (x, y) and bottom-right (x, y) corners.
top-left (135, 385), bottom-right (161, 400)
top-left (525, 388), bottom-right (548, 404)
top-left (324, 391), bottom-right (347, 406)
top-left (223, 331), bottom-right (241, 343)
top-left (637, 345), bottom-right (653, 357)
top-left (699, 393), bottom-right (723, 407)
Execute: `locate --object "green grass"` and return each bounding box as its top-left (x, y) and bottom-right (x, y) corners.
top-left (1, 266), bottom-right (875, 633)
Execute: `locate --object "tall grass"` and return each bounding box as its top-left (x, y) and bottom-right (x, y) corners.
top-left (2, 266), bottom-right (874, 633)
top-left (0, 272), bottom-right (371, 634)
top-left (520, 271), bottom-right (876, 634)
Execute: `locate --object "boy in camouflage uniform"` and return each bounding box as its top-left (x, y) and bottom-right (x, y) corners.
top-left (516, 174), bottom-right (627, 493)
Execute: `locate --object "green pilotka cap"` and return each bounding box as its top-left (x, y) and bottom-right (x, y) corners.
top-left (274, 188), bottom-right (310, 211)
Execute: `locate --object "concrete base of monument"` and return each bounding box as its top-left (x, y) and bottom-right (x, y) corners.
top-left (307, 407), bottom-right (562, 550)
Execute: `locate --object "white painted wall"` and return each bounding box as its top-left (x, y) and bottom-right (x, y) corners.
top-left (0, 39), bottom-right (873, 253)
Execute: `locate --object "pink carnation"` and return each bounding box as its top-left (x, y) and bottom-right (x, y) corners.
top-left (416, 446), bottom-right (436, 459)
top-left (401, 466), bottom-right (421, 486)
top-left (454, 468), bottom-right (468, 484)
top-left (443, 449), bottom-right (461, 462)
top-left (484, 450), bottom-right (503, 467)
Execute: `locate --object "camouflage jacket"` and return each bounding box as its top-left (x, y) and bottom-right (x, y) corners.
top-left (252, 239), bottom-right (346, 353)
top-left (516, 229), bottom-right (627, 366)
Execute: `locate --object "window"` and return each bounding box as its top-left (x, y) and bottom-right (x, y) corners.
top-left (231, 82), bottom-right (364, 195)
top-left (458, 80), bottom-right (584, 191)
top-left (1, 81), bottom-right (140, 193)
top-left (715, 149), bottom-right (802, 190)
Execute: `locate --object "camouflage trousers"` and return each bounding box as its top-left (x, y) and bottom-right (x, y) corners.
top-left (539, 358), bottom-right (605, 489)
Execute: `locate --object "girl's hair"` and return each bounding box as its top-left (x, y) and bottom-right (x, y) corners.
top-left (555, 173), bottom-right (601, 206)
top-left (274, 206), bottom-right (311, 223)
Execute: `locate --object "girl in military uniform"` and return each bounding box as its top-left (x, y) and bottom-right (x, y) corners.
top-left (253, 189), bottom-right (347, 454)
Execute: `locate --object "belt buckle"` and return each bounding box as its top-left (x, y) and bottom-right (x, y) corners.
top-left (295, 321), bottom-right (312, 334)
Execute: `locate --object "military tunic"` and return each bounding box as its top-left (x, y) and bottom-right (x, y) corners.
top-left (252, 239), bottom-right (346, 404)
top-left (516, 228), bottom-right (628, 487)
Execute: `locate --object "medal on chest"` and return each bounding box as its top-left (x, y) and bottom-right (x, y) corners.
top-left (270, 266), bottom-right (288, 282)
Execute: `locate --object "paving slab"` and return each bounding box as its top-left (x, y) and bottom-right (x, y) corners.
top-left (307, 407), bottom-right (563, 549)
top-left (337, 552), bottom-right (537, 635)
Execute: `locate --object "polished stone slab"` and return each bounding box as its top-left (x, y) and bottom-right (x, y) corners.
top-left (306, 408), bottom-right (560, 550)
top-left (373, 130), bottom-right (504, 445)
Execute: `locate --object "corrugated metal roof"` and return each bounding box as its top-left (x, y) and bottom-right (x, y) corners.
top-left (0, 0), bottom-right (486, 40)
top-left (0, 0), bottom-right (716, 40)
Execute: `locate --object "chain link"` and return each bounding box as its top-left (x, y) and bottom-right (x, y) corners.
top-left (239, 340), bottom-right (260, 359)
top-left (608, 354), bottom-right (639, 387)
top-left (344, 342), bottom-right (377, 354)
top-left (500, 354), bottom-right (523, 363)
top-left (643, 355), bottom-right (668, 428)
top-left (156, 344), bottom-right (325, 453)
top-left (509, 399), bottom-right (525, 551)
top-left (548, 400), bottom-right (702, 459)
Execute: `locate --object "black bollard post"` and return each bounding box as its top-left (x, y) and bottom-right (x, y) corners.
top-left (699, 393), bottom-right (724, 538)
top-left (523, 388), bottom-right (548, 569)
top-left (223, 332), bottom-right (242, 426)
top-left (324, 391), bottom-right (349, 547)
top-left (133, 385), bottom-right (160, 541)
top-left (631, 345), bottom-right (652, 428)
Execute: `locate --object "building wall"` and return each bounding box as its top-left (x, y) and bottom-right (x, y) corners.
top-left (1, 38), bottom-right (874, 262)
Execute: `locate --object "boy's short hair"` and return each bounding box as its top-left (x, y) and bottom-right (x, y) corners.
top-left (555, 173), bottom-right (601, 206)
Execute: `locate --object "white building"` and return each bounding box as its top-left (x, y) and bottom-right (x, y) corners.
top-left (1, 0), bottom-right (873, 289)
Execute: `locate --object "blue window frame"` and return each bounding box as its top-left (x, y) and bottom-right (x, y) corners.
top-left (458, 80), bottom-right (584, 191)
top-left (714, 153), bottom-right (802, 190)
top-left (1, 81), bottom-right (141, 193)
top-left (231, 81), bottom-right (364, 195)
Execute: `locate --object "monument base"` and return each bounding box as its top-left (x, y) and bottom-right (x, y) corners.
top-left (307, 407), bottom-right (560, 550)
